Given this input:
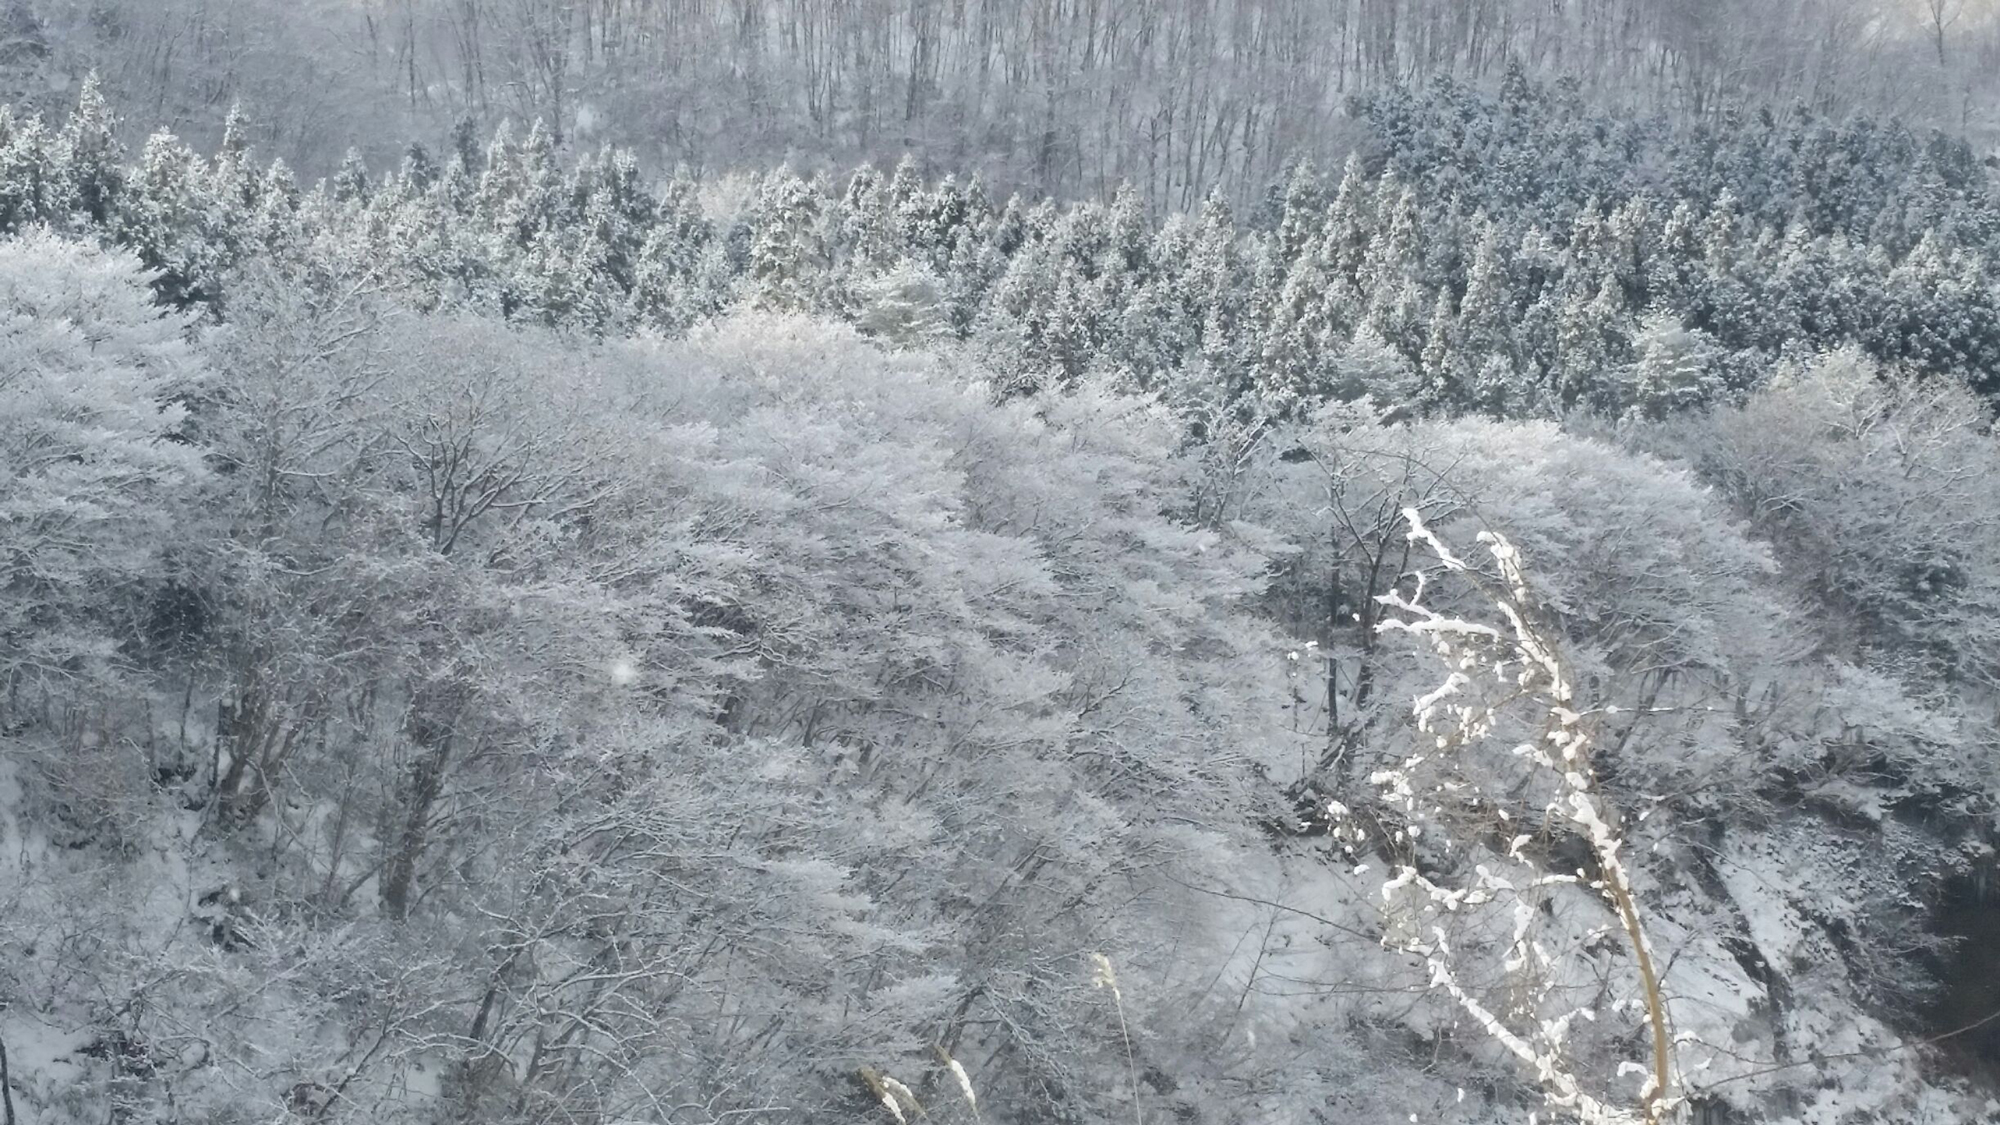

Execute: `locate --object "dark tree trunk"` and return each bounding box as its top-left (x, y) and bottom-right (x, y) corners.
top-left (1, 1028), bottom-right (16, 1125)
top-left (381, 683), bottom-right (463, 920)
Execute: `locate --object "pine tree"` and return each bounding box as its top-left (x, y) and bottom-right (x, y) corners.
top-left (855, 263), bottom-right (950, 349)
top-left (1418, 288), bottom-right (1462, 410)
top-left (1360, 179), bottom-right (1422, 315)
top-left (939, 223), bottom-right (995, 337)
top-left (1111, 270), bottom-right (1191, 393)
top-left (400, 141), bottom-right (440, 198)
top-left (55, 71), bottom-right (123, 226)
top-left (1364, 273), bottom-right (1427, 363)
top-left (574, 145), bottom-right (653, 294)
top-left (1105, 181), bottom-right (1150, 281)
top-left (1609, 310), bottom-right (1725, 419)
top-left (1602, 196), bottom-right (1652, 308)
top-left (1323, 153), bottom-right (1373, 294)
top-left (474, 121), bottom-right (522, 233)
top-left (1273, 158), bottom-right (1326, 266)
top-left (1552, 269), bottom-right (1633, 413)
top-left (1187, 190), bottom-right (1246, 378)
top-left (903, 172), bottom-right (973, 264)
top-left (836, 163), bottom-right (900, 286)
top-left (748, 166), bottom-right (831, 312)
top-left (1767, 221), bottom-right (1829, 349)
top-left (210, 102), bottom-right (257, 208)
top-left (888, 153), bottom-right (924, 247)
top-left (0, 112), bottom-right (52, 230)
top-left (1648, 200), bottom-right (1703, 322)
top-left (979, 241), bottom-right (1063, 395)
top-left (249, 158), bottom-right (302, 254)
top-left (116, 131), bottom-right (217, 306)
top-left (629, 219), bottom-right (729, 336)
top-left (1698, 190), bottom-right (1749, 345)
top-left (986, 192), bottom-right (1030, 256)
top-left (1259, 219), bottom-right (1357, 406)
top-left (331, 147), bottom-right (371, 204)
top-left (1456, 219), bottom-right (1518, 371)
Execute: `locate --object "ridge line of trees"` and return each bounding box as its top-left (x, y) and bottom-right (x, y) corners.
top-left (4, 67), bottom-right (2000, 424)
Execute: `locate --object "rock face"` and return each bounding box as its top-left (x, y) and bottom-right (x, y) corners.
top-left (1929, 864), bottom-right (2000, 1076)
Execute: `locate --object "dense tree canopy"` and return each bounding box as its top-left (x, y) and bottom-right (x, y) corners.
top-left (1, 55), bottom-right (1998, 1125)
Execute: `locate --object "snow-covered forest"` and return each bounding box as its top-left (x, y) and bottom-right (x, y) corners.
top-left (3, 4), bottom-right (2000, 1123)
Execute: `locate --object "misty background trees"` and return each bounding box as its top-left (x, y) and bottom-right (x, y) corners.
top-left (3, 0), bottom-right (2000, 202)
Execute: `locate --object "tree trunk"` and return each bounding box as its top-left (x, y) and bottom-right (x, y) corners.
top-left (1, 1029), bottom-right (15, 1125)
top-left (381, 737), bottom-right (451, 921)
top-left (381, 682), bottom-right (464, 920)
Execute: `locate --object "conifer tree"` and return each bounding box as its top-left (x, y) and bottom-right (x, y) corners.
top-left (210, 103), bottom-right (257, 209)
top-left (0, 112), bottom-right (51, 230)
top-left (54, 72), bottom-right (122, 226)
top-left (1648, 200), bottom-right (1703, 322)
top-left (1455, 219), bottom-right (1519, 385)
top-left (1552, 268), bottom-right (1634, 412)
top-left (1698, 190), bottom-right (1748, 344)
top-left (248, 157), bottom-right (302, 256)
top-left (1360, 179), bottom-right (1422, 307)
top-left (1259, 220), bottom-right (1357, 405)
top-left (331, 146), bottom-right (371, 204)
top-left (939, 223), bottom-right (995, 336)
top-left (986, 192), bottom-right (1030, 256)
top-left (887, 153), bottom-right (924, 245)
top-left (835, 163), bottom-right (900, 291)
top-left (116, 131), bottom-right (215, 306)
top-left (748, 166), bottom-right (831, 312)
top-left (1418, 288), bottom-right (1463, 409)
top-left (1105, 181), bottom-right (1150, 281)
top-left (474, 121), bottom-right (522, 233)
top-left (1609, 310), bottom-right (1725, 418)
top-left (1273, 158), bottom-right (1326, 266)
top-left (400, 141), bottom-right (440, 198)
top-left (1187, 190), bottom-right (1247, 378)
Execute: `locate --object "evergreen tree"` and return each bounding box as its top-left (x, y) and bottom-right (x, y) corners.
top-left (1418, 287), bottom-right (1463, 409)
top-left (1105, 181), bottom-right (1150, 281)
top-left (1187, 191), bottom-right (1247, 378)
top-left (331, 146), bottom-right (371, 204)
top-left (1273, 158), bottom-right (1326, 266)
top-left (887, 153), bottom-right (924, 246)
top-left (210, 102), bottom-right (257, 209)
top-left (748, 167), bottom-right (831, 312)
top-left (1259, 219), bottom-right (1357, 405)
top-left (116, 131), bottom-right (217, 306)
top-left (986, 192), bottom-right (1030, 256)
top-left (835, 163), bottom-right (900, 288)
top-left (400, 141), bottom-right (440, 198)
top-left (1648, 200), bottom-right (1703, 320)
top-left (1552, 268), bottom-right (1633, 413)
top-left (0, 111), bottom-right (51, 230)
top-left (1607, 310), bottom-right (1725, 419)
top-left (474, 121), bottom-right (523, 233)
top-left (249, 157), bottom-right (302, 255)
top-left (54, 72), bottom-right (122, 226)
top-left (1360, 179), bottom-right (1422, 311)
top-left (1455, 219), bottom-right (1519, 384)
top-left (939, 223), bottom-right (997, 337)
top-left (1323, 153), bottom-right (1374, 293)
top-left (854, 263), bottom-right (950, 349)
top-left (1696, 190), bottom-right (1748, 344)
